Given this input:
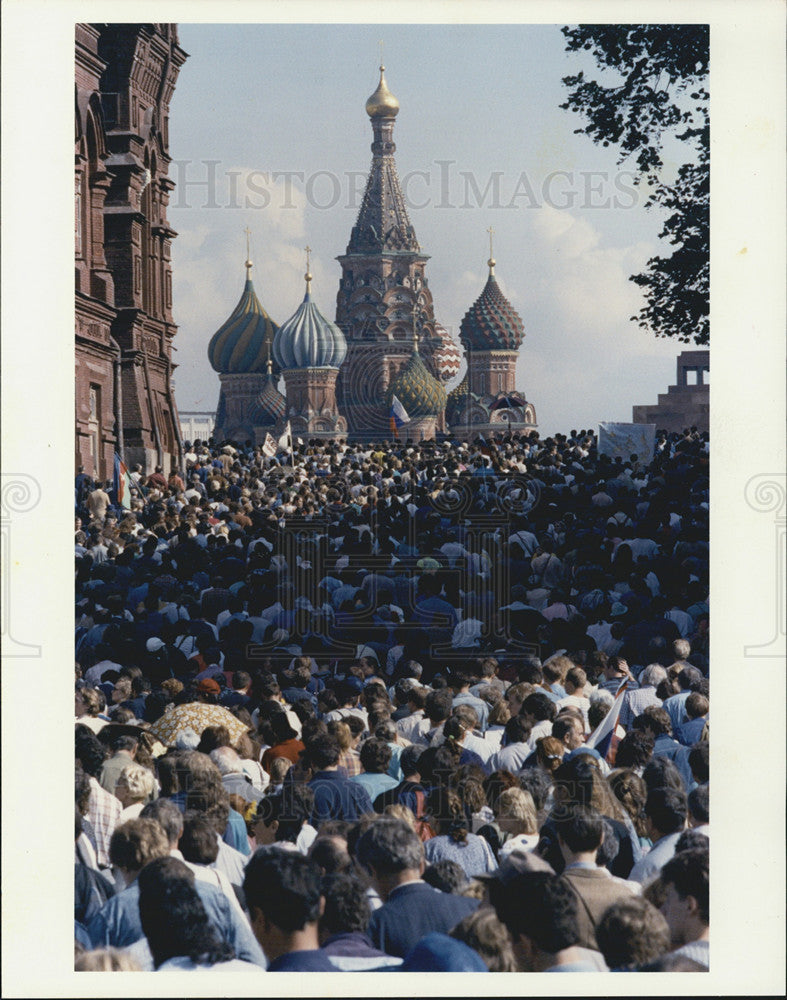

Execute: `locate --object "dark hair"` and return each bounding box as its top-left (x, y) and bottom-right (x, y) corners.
top-left (179, 811), bottom-right (220, 865)
top-left (521, 692), bottom-right (557, 723)
top-left (553, 804), bottom-right (605, 853)
top-left (399, 745), bottom-right (422, 777)
top-left (494, 873), bottom-right (580, 953)
top-left (642, 757), bottom-right (685, 795)
top-left (319, 872), bottom-right (371, 935)
top-left (615, 731), bottom-right (655, 770)
top-left (303, 733), bottom-right (341, 770)
top-left (425, 688), bottom-right (454, 724)
top-left (503, 715), bottom-right (532, 746)
top-left (644, 787), bottom-right (688, 835)
top-left (687, 783), bottom-right (709, 825)
top-left (270, 711), bottom-right (299, 743)
top-left (637, 705), bottom-right (673, 737)
top-left (660, 848), bottom-right (709, 924)
top-left (196, 724), bottom-right (231, 755)
top-left (138, 856), bottom-right (235, 968)
top-left (517, 768), bottom-right (552, 813)
top-left (253, 786), bottom-right (312, 843)
top-left (243, 848), bottom-right (323, 931)
top-left (359, 738), bottom-right (392, 775)
top-left (428, 786), bottom-right (468, 844)
top-left (356, 817), bottom-right (424, 876)
top-left (688, 741), bottom-right (709, 783)
top-left (684, 691), bottom-right (709, 720)
top-left (75, 729), bottom-right (107, 777)
top-left (308, 837), bottom-right (352, 875)
top-left (139, 798), bottom-right (184, 844)
top-left (675, 829), bottom-right (709, 854)
top-left (422, 859), bottom-right (468, 894)
top-left (595, 897), bottom-right (671, 970)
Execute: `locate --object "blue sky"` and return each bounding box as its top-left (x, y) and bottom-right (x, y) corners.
top-left (168, 22), bottom-right (692, 434)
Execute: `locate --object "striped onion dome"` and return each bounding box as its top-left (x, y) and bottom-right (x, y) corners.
top-left (250, 371), bottom-right (286, 426)
top-left (445, 371), bottom-right (479, 423)
top-left (207, 262), bottom-right (279, 374)
top-left (387, 343), bottom-right (447, 417)
top-left (273, 273), bottom-right (347, 370)
top-left (459, 270), bottom-right (524, 352)
top-left (432, 323), bottom-right (463, 382)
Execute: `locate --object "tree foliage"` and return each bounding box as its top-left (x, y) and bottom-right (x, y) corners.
top-left (561, 25), bottom-right (709, 345)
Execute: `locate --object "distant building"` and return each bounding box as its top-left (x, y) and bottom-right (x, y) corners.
top-left (75, 23), bottom-right (187, 478)
top-left (202, 64), bottom-right (537, 445)
top-left (633, 350), bottom-right (709, 433)
top-left (178, 411), bottom-right (216, 444)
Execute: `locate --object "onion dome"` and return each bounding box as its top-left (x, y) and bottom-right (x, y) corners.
top-left (459, 255), bottom-right (524, 353)
top-left (387, 338), bottom-right (447, 417)
top-left (273, 254), bottom-right (347, 370)
top-left (445, 371), bottom-right (480, 423)
top-left (432, 323), bottom-right (463, 382)
top-left (207, 259), bottom-right (279, 374)
top-left (250, 355), bottom-right (286, 426)
top-left (365, 64), bottom-right (400, 118)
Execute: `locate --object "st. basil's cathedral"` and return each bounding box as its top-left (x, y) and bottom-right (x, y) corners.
top-left (207, 66), bottom-right (537, 444)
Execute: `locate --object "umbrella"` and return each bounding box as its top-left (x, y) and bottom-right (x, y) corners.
top-left (148, 702), bottom-right (251, 748)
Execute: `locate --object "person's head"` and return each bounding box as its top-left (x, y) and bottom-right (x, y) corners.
top-left (318, 872), bottom-right (371, 942)
top-left (644, 786), bottom-right (688, 840)
top-left (614, 731), bottom-right (654, 771)
top-left (196, 723), bottom-right (230, 755)
top-left (138, 856), bottom-right (235, 968)
top-left (553, 804), bottom-right (605, 861)
top-left (252, 786), bottom-right (312, 846)
top-left (493, 872), bottom-right (581, 970)
top-left (503, 715), bottom-right (531, 748)
top-left (428, 786), bottom-right (468, 843)
top-left (422, 859), bottom-right (469, 894)
top-left (595, 897), bottom-right (671, 970)
top-left (551, 715), bottom-right (584, 752)
top-left (179, 811), bottom-right (220, 865)
top-left (685, 691), bottom-right (709, 720)
top-left (356, 817), bottom-right (425, 891)
top-left (359, 738), bottom-right (392, 775)
top-left (75, 686), bottom-right (102, 718)
top-left (520, 691), bottom-right (557, 725)
top-left (637, 705), bottom-right (673, 738)
top-left (688, 741), bottom-right (709, 784)
top-left (505, 681), bottom-right (534, 716)
top-left (302, 733), bottom-right (341, 771)
top-left (687, 783), bottom-right (709, 827)
top-left (675, 829), bottom-right (709, 853)
top-left (384, 803), bottom-right (418, 830)
top-left (642, 756), bottom-right (685, 795)
top-left (109, 818), bottom-right (169, 884)
top-left (115, 762), bottom-right (156, 808)
top-left (243, 848), bottom-right (324, 959)
top-left (425, 688), bottom-right (454, 725)
top-left (449, 907), bottom-right (519, 972)
top-left (608, 768), bottom-right (649, 838)
top-left (659, 849), bottom-right (709, 947)
top-left (308, 836), bottom-right (352, 875)
top-left (139, 798), bottom-right (184, 848)
top-left (496, 786), bottom-right (538, 837)
top-left (563, 666), bottom-right (587, 696)
top-left (399, 744), bottom-right (422, 779)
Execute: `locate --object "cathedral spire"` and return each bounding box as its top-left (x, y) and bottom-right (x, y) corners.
top-left (348, 64), bottom-right (419, 254)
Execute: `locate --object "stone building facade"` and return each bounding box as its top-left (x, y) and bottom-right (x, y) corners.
top-left (75, 23), bottom-right (187, 479)
top-left (633, 350), bottom-right (710, 433)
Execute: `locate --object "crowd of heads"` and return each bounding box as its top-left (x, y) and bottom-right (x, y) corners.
top-left (74, 426), bottom-right (709, 972)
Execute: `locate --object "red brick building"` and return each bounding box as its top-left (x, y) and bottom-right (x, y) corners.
top-left (75, 23), bottom-right (187, 479)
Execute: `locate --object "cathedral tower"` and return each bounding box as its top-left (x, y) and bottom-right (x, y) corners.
top-left (335, 66), bottom-right (444, 438)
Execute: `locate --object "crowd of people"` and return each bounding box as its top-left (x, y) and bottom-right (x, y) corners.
top-left (74, 425), bottom-right (710, 972)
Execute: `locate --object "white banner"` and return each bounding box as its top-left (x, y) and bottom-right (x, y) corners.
top-left (598, 422), bottom-right (656, 462)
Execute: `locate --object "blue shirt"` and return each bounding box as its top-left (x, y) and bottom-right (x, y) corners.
top-left (308, 770), bottom-right (374, 823)
top-left (268, 949), bottom-right (338, 971)
top-left (87, 879), bottom-right (266, 967)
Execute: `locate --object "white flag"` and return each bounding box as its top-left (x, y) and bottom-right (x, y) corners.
top-left (277, 420), bottom-right (293, 453)
top-left (261, 433), bottom-right (277, 458)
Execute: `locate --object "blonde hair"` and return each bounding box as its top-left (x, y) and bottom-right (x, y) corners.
top-left (327, 720), bottom-right (352, 751)
top-left (268, 756), bottom-right (292, 784)
top-left (384, 803), bottom-right (417, 830)
top-left (75, 948), bottom-right (142, 972)
top-left (118, 763), bottom-right (156, 803)
top-left (496, 787), bottom-right (538, 835)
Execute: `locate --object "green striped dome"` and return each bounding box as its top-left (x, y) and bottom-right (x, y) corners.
top-left (459, 274), bottom-right (524, 352)
top-left (387, 348), bottom-right (447, 418)
top-left (208, 270), bottom-right (279, 375)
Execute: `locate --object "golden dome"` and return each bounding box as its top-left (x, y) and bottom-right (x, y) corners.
top-left (365, 65), bottom-right (400, 118)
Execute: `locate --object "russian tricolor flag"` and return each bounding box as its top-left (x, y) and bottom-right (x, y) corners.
top-left (389, 395), bottom-right (411, 438)
top-left (113, 453), bottom-right (135, 510)
top-left (585, 678), bottom-right (628, 765)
